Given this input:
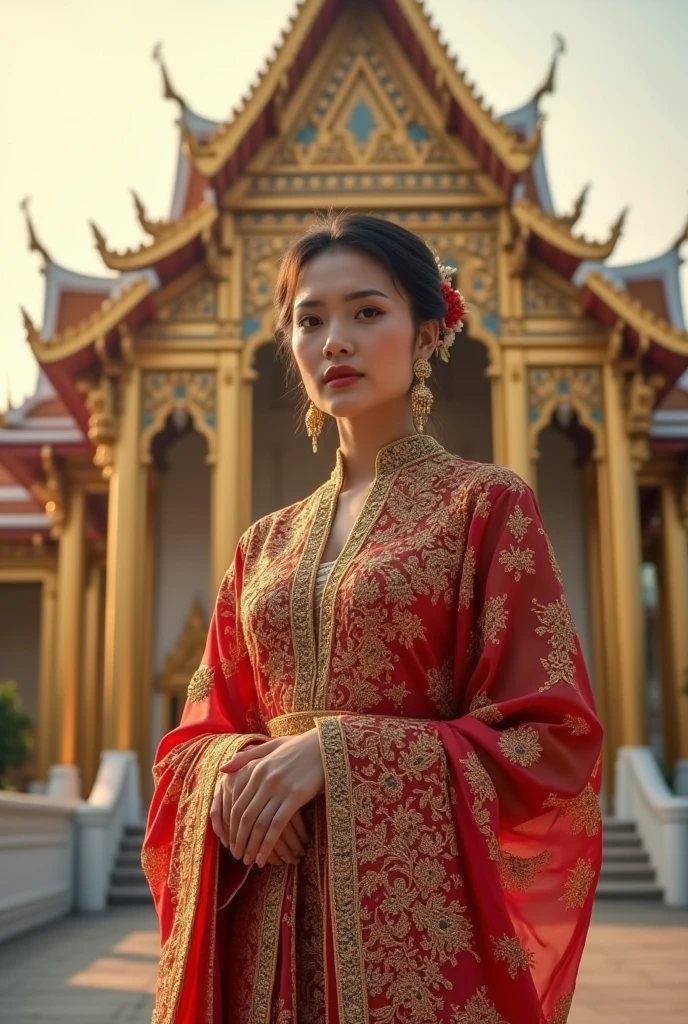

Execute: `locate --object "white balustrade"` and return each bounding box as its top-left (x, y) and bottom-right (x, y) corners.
top-left (615, 746), bottom-right (688, 907)
top-left (0, 750), bottom-right (143, 941)
top-left (74, 750), bottom-right (143, 912)
top-left (0, 792), bottom-right (76, 942)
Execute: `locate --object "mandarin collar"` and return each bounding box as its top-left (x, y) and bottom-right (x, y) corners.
top-left (331, 433), bottom-right (443, 485)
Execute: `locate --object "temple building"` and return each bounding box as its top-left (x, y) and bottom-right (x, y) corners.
top-left (2, 0), bottom-right (688, 803)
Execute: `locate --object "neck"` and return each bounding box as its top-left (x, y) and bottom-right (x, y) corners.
top-left (335, 400), bottom-right (418, 490)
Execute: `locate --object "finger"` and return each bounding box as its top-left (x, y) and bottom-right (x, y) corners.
top-left (267, 852), bottom-right (284, 867)
top-left (221, 777), bottom-right (233, 850)
top-left (272, 835), bottom-right (299, 866)
top-left (291, 809), bottom-right (308, 846)
top-left (220, 740), bottom-right (276, 774)
top-left (256, 806), bottom-right (294, 869)
top-left (229, 769), bottom-right (262, 858)
top-left (241, 796), bottom-right (282, 865)
top-left (280, 820), bottom-right (306, 858)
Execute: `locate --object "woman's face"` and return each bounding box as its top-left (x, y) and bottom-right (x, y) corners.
top-left (290, 247), bottom-right (437, 421)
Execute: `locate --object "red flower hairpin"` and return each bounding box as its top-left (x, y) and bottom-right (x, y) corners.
top-left (436, 261), bottom-right (466, 362)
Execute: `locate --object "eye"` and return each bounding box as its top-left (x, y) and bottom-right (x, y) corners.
top-left (297, 314), bottom-right (323, 329)
top-left (355, 306), bottom-right (382, 320)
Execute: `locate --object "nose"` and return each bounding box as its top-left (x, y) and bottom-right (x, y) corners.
top-left (323, 322), bottom-right (354, 359)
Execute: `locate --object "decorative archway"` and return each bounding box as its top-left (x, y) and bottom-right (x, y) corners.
top-left (139, 370), bottom-right (218, 465)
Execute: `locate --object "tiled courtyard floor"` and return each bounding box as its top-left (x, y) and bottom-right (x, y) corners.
top-left (0, 902), bottom-right (686, 1022)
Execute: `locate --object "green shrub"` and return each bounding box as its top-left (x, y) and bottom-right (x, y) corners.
top-left (0, 682), bottom-right (32, 788)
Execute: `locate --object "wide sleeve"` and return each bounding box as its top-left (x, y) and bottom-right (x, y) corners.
top-left (143, 534), bottom-right (267, 1024)
top-left (315, 477), bottom-right (602, 1024)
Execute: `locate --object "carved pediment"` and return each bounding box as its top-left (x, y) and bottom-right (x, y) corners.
top-left (241, 19), bottom-right (498, 203)
top-left (157, 276), bottom-right (218, 322)
top-left (524, 265), bottom-right (580, 317)
top-left (157, 600), bottom-right (208, 694)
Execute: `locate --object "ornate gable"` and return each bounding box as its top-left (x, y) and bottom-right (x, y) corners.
top-left (157, 275), bottom-right (218, 322)
top-left (236, 14), bottom-right (501, 206)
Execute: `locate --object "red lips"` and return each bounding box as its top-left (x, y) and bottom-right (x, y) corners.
top-left (323, 364), bottom-right (363, 382)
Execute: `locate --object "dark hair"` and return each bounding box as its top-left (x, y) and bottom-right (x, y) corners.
top-left (273, 211), bottom-right (448, 357)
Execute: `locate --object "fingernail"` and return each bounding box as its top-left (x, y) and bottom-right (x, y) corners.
top-left (243, 854), bottom-right (251, 866)
top-left (256, 855), bottom-right (265, 868)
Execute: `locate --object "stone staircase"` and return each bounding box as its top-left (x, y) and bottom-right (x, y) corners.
top-left (108, 823), bottom-right (152, 905)
top-left (596, 817), bottom-right (663, 901)
top-left (105, 817), bottom-right (664, 905)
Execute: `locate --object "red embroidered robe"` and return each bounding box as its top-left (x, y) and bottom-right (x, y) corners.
top-left (143, 434), bottom-right (602, 1024)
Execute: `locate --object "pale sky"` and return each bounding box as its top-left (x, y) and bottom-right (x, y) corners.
top-left (2, 0), bottom-right (687, 410)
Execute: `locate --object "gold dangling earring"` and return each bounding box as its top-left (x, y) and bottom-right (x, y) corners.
top-left (305, 400), bottom-right (326, 453)
top-left (411, 358), bottom-right (433, 433)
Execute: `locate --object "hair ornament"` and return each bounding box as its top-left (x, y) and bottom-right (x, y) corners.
top-left (436, 259), bottom-right (466, 362)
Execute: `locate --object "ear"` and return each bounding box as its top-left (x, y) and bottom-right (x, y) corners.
top-left (414, 320), bottom-right (440, 361)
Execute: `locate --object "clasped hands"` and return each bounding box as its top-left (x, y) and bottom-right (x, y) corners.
top-left (210, 729), bottom-right (325, 870)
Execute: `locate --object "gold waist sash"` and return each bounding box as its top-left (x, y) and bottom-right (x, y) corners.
top-left (266, 711), bottom-right (336, 738)
top-left (266, 711), bottom-right (433, 738)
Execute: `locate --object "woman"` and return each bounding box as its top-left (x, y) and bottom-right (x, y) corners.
top-left (144, 213), bottom-right (602, 1024)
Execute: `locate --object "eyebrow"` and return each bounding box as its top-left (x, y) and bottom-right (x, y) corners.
top-left (294, 288), bottom-right (389, 310)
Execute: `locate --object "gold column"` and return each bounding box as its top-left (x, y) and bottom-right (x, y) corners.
top-left (102, 368), bottom-right (148, 750)
top-left (238, 367), bottom-right (257, 535)
top-left (600, 364), bottom-right (646, 747)
top-left (138, 469), bottom-right (159, 801)
top-left (501, 349), bottom-right (533, 484)
top-left (659, 479), bottom-right (688, 762)
top-left (211, 350), bottom-right (244, 595)
top-left (80, 558), bottom-right (104, 793)
top-left (54, 487), bottom-right (86, 770)
top-left (35, 571), bottom-right (58, 780)
top-left (591, 458), bottom-right (622, 786)
top-left (487, 365), bottom-right (504, 466)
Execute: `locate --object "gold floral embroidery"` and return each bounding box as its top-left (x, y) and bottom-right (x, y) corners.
top-left (459, 546), bottom-right (476, 608)
top-left (532, 595), bottom-right (579, 692)
top-left (474, 489), bottom-right (492, 519)
top-left (498, 849), bottom-right (551, 892)
top-left (316, 717), bottom-right (368, 1024)
top-left (314, 437), bottom-right (444, 710)
top-left (471, 464), bottom-right (526, 494)
top-left (462, 751), bottom-right (499, 861)
top-left (563, 714), bottom-right (591, 736)
top-left (244, 496), bottom-right (317, 716)
top-left (321, 717), bottom-right (475, 1024)
top-left (187, 664), bottom-right (214, 703)
top-left (498, 726), bottom-right (543, 767)
top-left (141, 844), bottom-right (171, 896)
top-left (451, 985), bottom-right (510, 1024)
top-left (469, 692), bottom-right (504, 725)
top-left (507, 505), bottom-right (532, 542)
top-left (250, 868), bottom-right (290, 1024)
top-left (152, 733), bottom-right (256, 1024)
top-left (547, 991), bottom-right (574, 1024)
top-left (492, 934), bottom-right (536, 978)
top-left (543, 784), bottom-right (601, 836)
top-left (498, 545), bottom-right (535, 582)
top-left (538, 527), bottom-right (564, 587)
top-left (560, 857), bottom-right (596, 909)
top-left (479, 595), bottom-right (509, 647)
top-left (427, 658), bottom-right (456, 719)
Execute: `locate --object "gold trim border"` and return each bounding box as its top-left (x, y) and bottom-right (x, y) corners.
top-left (317, 716), bottom-right (370, 1024)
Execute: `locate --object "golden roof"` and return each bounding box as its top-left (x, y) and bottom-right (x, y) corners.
top-left (513, 197), bottom-right (626, 262)
top-left (22, 276), bottom-right (153, 364)
top-left (586, 272), bottom-right (688, 356)
top-left (185, 0), bottom-right (541, 178)
top-left (91, 201), bottom-right (217, 272)
top-left (131, 190), bottom-right (167, 239)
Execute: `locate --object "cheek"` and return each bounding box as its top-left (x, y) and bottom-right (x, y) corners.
top-left (365, 317), bottom-right (414, 379)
